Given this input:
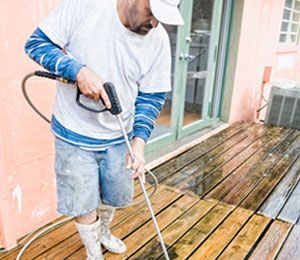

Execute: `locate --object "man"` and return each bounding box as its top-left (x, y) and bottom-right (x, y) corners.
top-left (25, 0), bottom-right (183, 259)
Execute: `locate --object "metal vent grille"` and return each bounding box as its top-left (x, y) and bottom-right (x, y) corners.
top-left (265, 85), bottom-right (300, 130)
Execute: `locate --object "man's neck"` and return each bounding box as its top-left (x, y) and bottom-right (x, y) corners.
top-left (117, 0), bottom-right (130, 29)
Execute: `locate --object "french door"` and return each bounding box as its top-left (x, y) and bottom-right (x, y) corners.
top-left (147, 0), bottom-right (229, 153)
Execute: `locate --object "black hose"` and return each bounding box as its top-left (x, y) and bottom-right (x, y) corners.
top-left (21, 72), bottom-right (51, 123)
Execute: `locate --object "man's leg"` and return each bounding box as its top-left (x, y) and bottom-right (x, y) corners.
top-left (54, 138), bottom-right (103, 259)
top-left (97, 204), bottom-right (126, 254)
top-left (75, 211), bottom-right (103, 260)
top-left (76, 210), bottom-right (97, 224)
top-left (99, 142), bottom-right (134, 254)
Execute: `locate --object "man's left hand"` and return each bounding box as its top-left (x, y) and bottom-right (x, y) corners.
top-left (125, 137), bottom-right (146, 179)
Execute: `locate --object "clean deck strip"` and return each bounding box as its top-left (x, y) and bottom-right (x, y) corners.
top-left (36, 186), bottom-right (182, 259)
top-left (128, 199), bottom-right (217, 260)
top-left (217, 214), bottom-right (271, 259)
top-left (1, 123), bottom-right (300, 259)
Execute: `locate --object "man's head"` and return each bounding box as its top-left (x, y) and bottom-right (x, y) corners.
top-left (120, 0), bottom-right (183, 35)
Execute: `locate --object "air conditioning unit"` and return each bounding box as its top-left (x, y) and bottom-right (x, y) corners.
top-left (265, 81), bottom-right (300, 130)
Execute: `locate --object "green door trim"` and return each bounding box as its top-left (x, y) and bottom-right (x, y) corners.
top-left (178, 0), bottom-right (224, 139)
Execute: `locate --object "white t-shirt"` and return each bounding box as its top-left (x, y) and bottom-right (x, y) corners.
top-left (39, 0), bottom-right (171, 140)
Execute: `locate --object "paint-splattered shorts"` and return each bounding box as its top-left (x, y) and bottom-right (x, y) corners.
top-left (54, 137), bottom-right (134, 217)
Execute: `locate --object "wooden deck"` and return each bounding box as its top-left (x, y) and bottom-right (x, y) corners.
top-left (1, 122), bottom-right (300, 259)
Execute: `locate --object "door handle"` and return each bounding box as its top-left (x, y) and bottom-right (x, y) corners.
top-left (179, 53), bottom-right (195, 62)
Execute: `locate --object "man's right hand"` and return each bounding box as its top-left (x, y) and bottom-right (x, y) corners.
top-left (76, 67), bottom-right (111, 109)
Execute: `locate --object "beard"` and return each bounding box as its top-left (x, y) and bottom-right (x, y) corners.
top-left (132, 21), bottom-right (153, 35)
top-left (127, 5), bottom-right (154, 35)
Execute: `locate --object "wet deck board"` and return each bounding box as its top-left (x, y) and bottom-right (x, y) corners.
top-left (258, 152), bottom-right (300, 219)
top-left (2, 122), bottom-right (300, 259)
top-left (222, 132), bottom-right (300, 206)
top-left (105, 194), bottom-right (199, 259)
top-left (176, 124), bottom-right (267, 193)
top-left (240, 138), bottom-right (300, 211)
top-left (150, 122), bottom-right (248, 183)
top-left (205, 128), bottom-right (291, 202)
top-left (188, 207), bottom-right (252, 259)
top-left (190, 126), bottom-right (288, 197)
top-left (164, 124), bottom-right (262, 189)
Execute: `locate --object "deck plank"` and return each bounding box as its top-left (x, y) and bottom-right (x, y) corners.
top-left (188, 207), bottom-right (252, 259)
top-left (0, 220), bottom-right (75, 260)
top-left (189, 127), bottom-right (288, 199)
top-left (37, 186), bottom-right (182, 259)
top-left (276, 225), bottom-right (300, 260)
top-left (241, 138), bottom-right (300, 211)
top-left (104, 194), bottom-right (199, 259)
top-left (218, 214), bottom-right (271, 259)
top-left (205, 128), bottom-right (291, 202)
top-left (222, 132), bottom-right (300, 206)
top-left (249, 220), bottom-right (292, 260)
top-left (278, 177), bottom-right (300, 224)
top-left (150, 122), bottom-right (248, 183)
top-left (258, 150), bottom-right (300, 219)
top-left (128, 199), bottom-right (216, 260)
top-left (164, 124), bottom-right (260, 188)
top-left (161, 203), bottom-right (234, 259)
top-left (178, 124), bottom-right (273, 194)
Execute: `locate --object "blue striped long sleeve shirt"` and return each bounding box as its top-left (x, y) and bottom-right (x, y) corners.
top-left (25, 27), bottom-right (167, 143)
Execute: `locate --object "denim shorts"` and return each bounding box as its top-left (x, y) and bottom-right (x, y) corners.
top-left (54, 137), bottom-right (134, 217)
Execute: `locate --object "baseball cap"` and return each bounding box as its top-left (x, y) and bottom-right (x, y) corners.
top-left (150, 0), bottom-right (184, 25)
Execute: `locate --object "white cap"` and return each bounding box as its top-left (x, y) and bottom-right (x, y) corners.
top-left (150, 0), bottom-right (184, 25)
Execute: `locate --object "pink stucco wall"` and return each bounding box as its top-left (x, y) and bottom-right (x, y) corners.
top-left (0, 0), bottom-right (59, 249)
top-left (228, 0), bottom-right (300, 123)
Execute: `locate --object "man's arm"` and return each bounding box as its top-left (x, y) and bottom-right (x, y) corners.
top-left (25, 27), bottom-right (84, 81)
top-left (133, 91), bottom-right (167, 142)
top-left (25, 28), bottom-right (111, 105)
top-left (126, 91), bottom-right (167, 178)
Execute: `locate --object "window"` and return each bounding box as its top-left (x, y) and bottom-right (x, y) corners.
top-left (279, 0), bottom-right (300, 44)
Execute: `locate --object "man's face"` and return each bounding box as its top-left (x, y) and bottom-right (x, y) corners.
top-left (127, 0), bottom-right (159, 35)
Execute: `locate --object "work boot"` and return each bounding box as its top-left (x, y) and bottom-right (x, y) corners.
top-left (75, 218), bottom-right (103, 260)
top-left (98, 204), bottom-right (127, 254)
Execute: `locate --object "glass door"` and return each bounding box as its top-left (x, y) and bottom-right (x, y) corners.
top-left (146, 0), bottom-right (225, 153)
top-left (178, 0), bottom-right (224, 138)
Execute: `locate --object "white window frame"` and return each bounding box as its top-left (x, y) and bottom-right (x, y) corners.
top-left (279, 0), bottom-right (300, 45)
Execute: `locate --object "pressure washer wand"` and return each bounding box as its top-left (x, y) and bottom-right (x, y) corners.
top-left (95, 82), bottom-right (170, 259)
top-left (116, 114), bottom-right (170, 260)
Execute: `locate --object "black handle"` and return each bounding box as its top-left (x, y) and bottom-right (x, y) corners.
top-left (103, 82), bottom-right (123, 115)
top-left (34, 71), bottom-right (122, 115)
top-left (76, 83), bottom-right (122, 115)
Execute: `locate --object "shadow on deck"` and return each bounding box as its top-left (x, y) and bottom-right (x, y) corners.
top-left (1, 122), bottom-right (300, 259)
